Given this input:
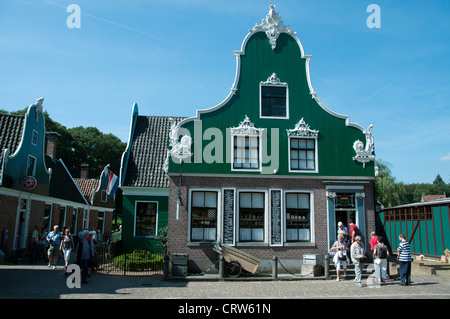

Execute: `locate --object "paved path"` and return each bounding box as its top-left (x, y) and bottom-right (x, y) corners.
top-left (1, 264), bottom-right (449, 300)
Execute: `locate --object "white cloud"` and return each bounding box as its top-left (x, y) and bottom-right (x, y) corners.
top-left (440, 152), bottom-right (450, 161)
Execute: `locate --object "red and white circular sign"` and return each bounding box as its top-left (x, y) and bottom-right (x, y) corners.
top-left (22, 176), bottom-right (37, 190)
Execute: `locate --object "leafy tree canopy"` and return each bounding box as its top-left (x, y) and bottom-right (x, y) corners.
top-left (0, 107), bottom-right (125, 178)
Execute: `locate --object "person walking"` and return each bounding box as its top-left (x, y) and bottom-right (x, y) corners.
top-left (373, 236), bottom-right (389, 285)
top-left (349, 219), bottom-right (360, 244)
top-left (351, 236), bottom-right (366, 287)
top-left (330, 234), bottom-right (349, 282)
top-left (397, 233), bottom-right (413, 286)
top-left (46, 225), bottom-right (61, 269)
top-left (76, 230), bottom-right (94, 284)
top-left (60, 227), bottom-right (74, 272)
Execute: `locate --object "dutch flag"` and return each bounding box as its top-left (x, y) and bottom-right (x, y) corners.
top-left (106, 172), bottom-right (119, 197)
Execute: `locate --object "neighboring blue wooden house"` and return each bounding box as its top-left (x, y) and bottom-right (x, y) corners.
top-left (0, 98), bottom-right (114, 257)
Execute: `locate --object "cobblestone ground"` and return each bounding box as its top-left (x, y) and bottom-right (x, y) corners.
top-left (1, 264), bottom-right (449, 299)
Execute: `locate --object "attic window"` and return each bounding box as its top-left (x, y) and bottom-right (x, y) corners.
top-left (260, 73), bottom-right (288, 119)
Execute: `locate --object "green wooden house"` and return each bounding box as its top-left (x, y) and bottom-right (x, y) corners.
top-left (119, 102), bottom-right (185, 252)
top-left (164, 4), bottom-right (377, 272)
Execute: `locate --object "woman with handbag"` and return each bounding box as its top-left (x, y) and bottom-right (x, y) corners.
top-left (330, 234), bottom-right (349, 282)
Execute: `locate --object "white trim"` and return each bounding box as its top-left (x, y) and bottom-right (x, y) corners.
top-left (283, 190), bottom-right (315, 244)
top-left (120, 186), bottom-right (169, 197)
top-left (168, 172), bottom-right (374, 181)
top-left (187, 188), bottom-right (221, 243)
top-left (134, 200), bottom-right (159, 238)
top-left (287, 136), bottom-right (319, 174)
top-left (236, 189), bottom-right (268, 244)
top-left (174, 5), bottom-right (366, 134)
top-left (27, 154), bottom-right (37, 176)
top-left (259, 73), bottom-right (289, 120)
top-left (230, 134), bottom-right (263, 173)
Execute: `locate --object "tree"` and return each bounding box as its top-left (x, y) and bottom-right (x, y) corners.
top-left (0, 107), bottom-right (125, 178)
top-left (375, 160), bottom-right (407, 208)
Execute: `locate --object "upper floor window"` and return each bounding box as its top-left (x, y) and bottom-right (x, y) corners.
top-left (230, 116), bottom-right (264, 172)
top-left (260, 73), bottom-right (288, 119)
top-left (287, 118), bottom-right (319, 173)
top-left (27, 155), bottom-right (36, 176)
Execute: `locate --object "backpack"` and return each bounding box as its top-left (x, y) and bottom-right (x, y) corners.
top-left (376, 244), bottom-right (387, 259)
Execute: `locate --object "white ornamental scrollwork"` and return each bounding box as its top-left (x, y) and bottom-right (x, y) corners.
top-left (165, 118), bottom-right (192, 171)
top-left (353, 123), bottom-right (375, 168)
top-left (230, 115), bottom-right (264, 136)
top-left (261, 73), bottom-right (287, 86)
top-left (251, 3), bottom-right (296, 50)
top-left (287, 118), bottom-right (319, 137)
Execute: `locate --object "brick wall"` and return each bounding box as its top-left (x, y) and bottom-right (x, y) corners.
top-left (167, 175), bottom-right (375, 270)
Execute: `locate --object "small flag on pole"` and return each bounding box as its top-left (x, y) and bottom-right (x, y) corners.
top-left (106, 172), bottom-right (119, 197)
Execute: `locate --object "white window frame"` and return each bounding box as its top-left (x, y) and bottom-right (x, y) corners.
top-left (236, 190), bottom-right (268, 245)
top-left (188, 188), bottom-right (221, 243)
top-left (31, 130), bottom-right (38, 146)
top-left (26, 155), bottom-right (36, 176)
top-left (288, 136), bottom-right (319, 173)
top-left (259, 73), bottom-right (289, 119)
top-left (283, 190), bottom-right (315, 244)
top-left (134, 201), bottom-right (159, 238)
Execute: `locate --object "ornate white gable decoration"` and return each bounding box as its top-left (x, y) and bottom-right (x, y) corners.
top-left (287, 118), bottom-right (319, 137)
top-left (230, 116), bottom-right (264, 135)
top-left (251, 3), bottom-right (296, 50)
top-left (261, 73), bottom-right (287, 86)
top-left (165, 118), bottom-right (192, 170)
top-left (353, 123), bottom-right (375, 168)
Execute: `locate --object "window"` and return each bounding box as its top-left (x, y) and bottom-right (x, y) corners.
top-left (43, 204), bottom-right (52, 232)
top-left (261, 85), bottom-right (287, 117)
top-left (289, 138), bottom-right (316, 171)
top-left (59, 207), bottom-right (66, 230)
top-left (233, 136), bottom-right (260, 170)
top-left (27, 155), bottom-right (36, 176)
top-left (190, 191), bottom-right (218, 241)
top-left (71, 208), bottom-right (78, 235)
top-left (239, 192), bottom-right (265, 242)
top-left (135, 202), bottom-right (157, 237)
top-left (285, 193), bottom-right (311, 242)
top-left (97, 212), bottom-right (104, 234)
top-left (32, 130), bottom-right (38, 146)
top-left (101, 190), bottom-right (107, 202)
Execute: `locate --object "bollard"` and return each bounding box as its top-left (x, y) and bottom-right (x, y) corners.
top-left (219, 255), bottom-right (224, 280)
top-left (323, 254), bottom-right (330, 279)
top-left (272, 256), bottom-right (278, 280)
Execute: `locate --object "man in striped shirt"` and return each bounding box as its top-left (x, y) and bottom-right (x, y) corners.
top-left (397, 233), bottom-right (413, 286)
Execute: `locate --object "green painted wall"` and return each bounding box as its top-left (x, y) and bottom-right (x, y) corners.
top-left (121, 194), bottom-right (168, 252)
top-left (168, 32), bottom-right (374, 177)
top-left (381, 204), bottom-right (450, 257)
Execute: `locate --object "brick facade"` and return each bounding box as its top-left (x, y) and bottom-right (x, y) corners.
top-left (167, 175), bottom-right (375, 271)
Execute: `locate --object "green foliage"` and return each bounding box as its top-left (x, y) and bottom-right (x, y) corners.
top-left (376, 159), bottom-right (449, 207)
top-left (113, 250), bottom-right (164, 271)
top-left (155, 226), bottom-right (168, 250)
top-left (375, 159), bottom-right (407, 208)
top-left (1, 108), bottom-right (126, 178)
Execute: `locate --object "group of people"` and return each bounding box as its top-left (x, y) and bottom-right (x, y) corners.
top-left (33, 225), bottom-right (100, 284)
top-left (330, 220), bottom-right (413, 287)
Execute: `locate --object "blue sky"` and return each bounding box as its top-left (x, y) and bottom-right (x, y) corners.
top-left (0, 0), bottom-right (449, 185)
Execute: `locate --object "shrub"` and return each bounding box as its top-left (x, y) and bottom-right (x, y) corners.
top-left (113, 250), bottom-right (164, 271)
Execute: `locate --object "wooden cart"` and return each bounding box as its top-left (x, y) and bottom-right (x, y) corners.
top-left (217, 244), bottom-right (261, 277)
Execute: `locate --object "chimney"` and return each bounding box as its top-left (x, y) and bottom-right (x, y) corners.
top-left (80, 164), bottom-right (89, 179)
top-left (46, 131), bottom-right (61, 158)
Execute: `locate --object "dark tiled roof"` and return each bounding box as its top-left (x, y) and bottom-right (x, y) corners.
top-left (45, 156), bottom-right (88, 204)
top-left (0, 114), bottom-right (25, 175)
top-left (123, 116), bottom-right (186, 188)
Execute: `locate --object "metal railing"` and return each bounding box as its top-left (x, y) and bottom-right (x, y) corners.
top-left (93, 241), bottom-right (165, 276)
